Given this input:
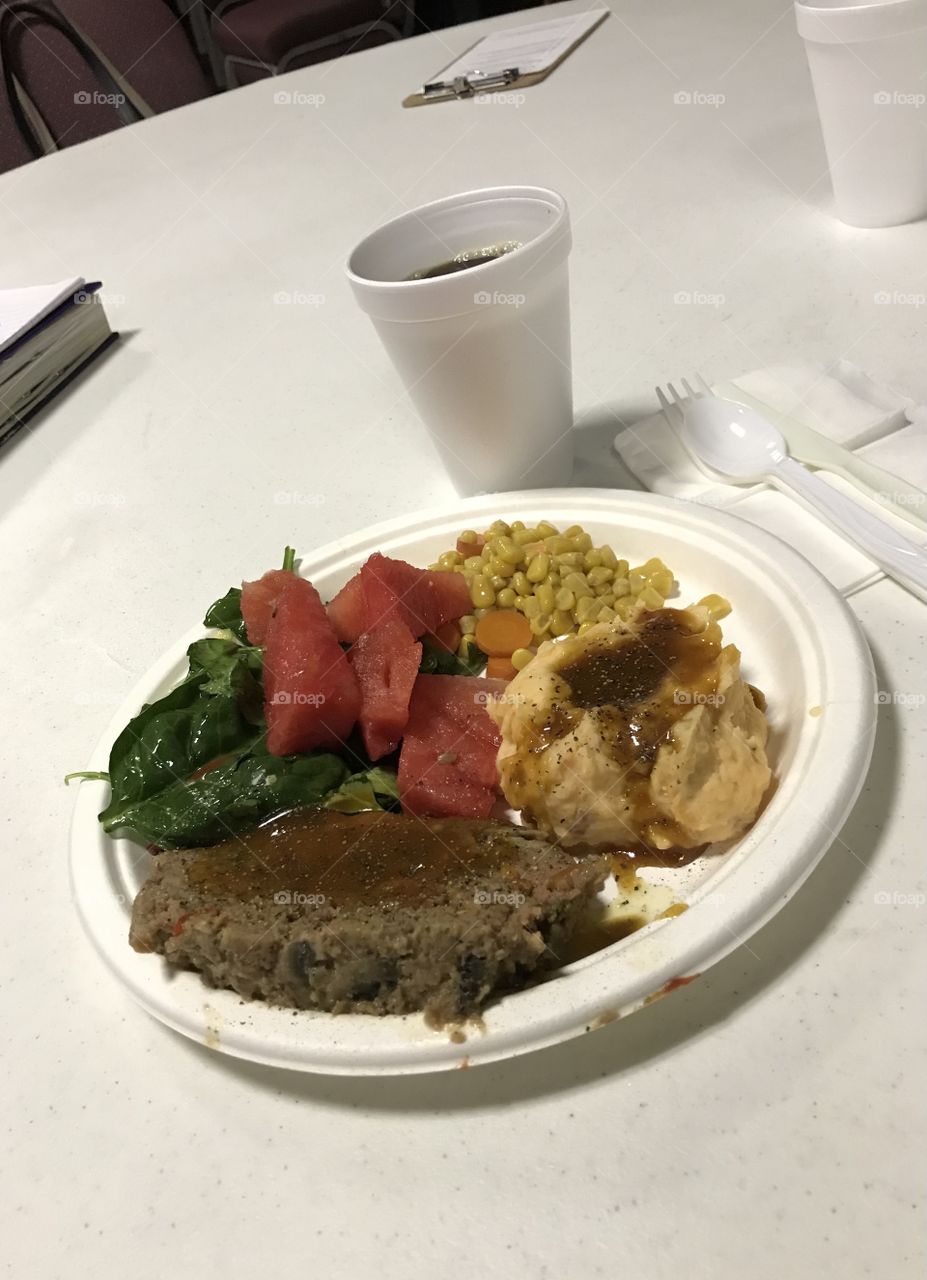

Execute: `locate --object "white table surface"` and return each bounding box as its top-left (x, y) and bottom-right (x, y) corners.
top-left (2, 2), bottom-right (925, 1276)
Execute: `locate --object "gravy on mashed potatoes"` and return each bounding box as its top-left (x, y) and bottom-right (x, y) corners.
top-left (487, 604), bottom-right (771, 852)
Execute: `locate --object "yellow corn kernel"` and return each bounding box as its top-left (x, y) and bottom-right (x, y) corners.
top-left (511, 647), bottom-right (534, 671)
top-left (547, 570), bottom-right (561, 589)
top-left (628, 567), bottom-right (647, 593)
top-left (555, 587), bottom-right (575, 612)
top-left (639, 585), bottom-right (664, 611)
top-left (510, 520), bottom-right (526, 532)
top-left (536, 583), bottom-right (555, 614)
top-left (487, 520), bottom-right (511, 535)
top-left (458, 614), bottom-right (477, 635)
top-left (458, 633), bottom-right (483, 660)
top-left (529, 613), bottom-right (552, 638)
top-left (438, 550), bottom-right (463, 568)
top-left (542, 535), bottom-right (570, 556)
top-left (464, 555), bottom-right (484, 573)
top-left (496, 587), bottom-right (517, 608)
top-left (520, 596), bottom-right (541, 620)
top-left (598, 545), bottom-right (618, 570)
top-left (648, 569), bottom-right (674, 597)
top-left (699, 593), bottom-right (732, 621)
top-left (512, 570), bottom-right (531, 596)
top-left (564, 524), bottom-right (584, 538)
top-left (571, 533), bottom-right (593, 553)
top-left (480, 542), bottom-right (493, 560)
top-left (551, 609), bottom-right (574, 636)
top-left (555, 551), bottom-right (585, 569)
top-left (587, 565), bottom-right (613, 588)
top-left (596, 591), bottom-right (615, 610)
top-left (594, 582), bottom-right (613, 597)
top-left (490, 535), bottom-right (523, 565)
top-left (583, 550), bottom-right (603, 570)
top-left (612, 576), bottom-right (631, 599)
top-left (490, 575), bottom-right (507, 591)
top-left (458, 530), bottom-right (480, 546)
top-left (427, 562), bottom-right (440, 571)
top-left (470, 577), bottom-right (495, 609)
top-left (526, 553), bottom-right (550, 583)
top-left (575, 596), bottom-right (599, 623)
top-left (562, 570), bottom-right (590, 595)
top-left (453, 564), bottom-right (467, 575)
top-left (488, 556), bottom-right (515, 578)
top-left (615, 559), bottom-right (630, 577)
top-left (596, 604), bottom-right (616, 624)
top-left (643, 557), bottom-right (666, 574)
top-left (512, 527), bottom-right (540, 547)
top-left (615, 595), bottom-right (639, 620)
top-left (536, 520), bottom-right (559, 537)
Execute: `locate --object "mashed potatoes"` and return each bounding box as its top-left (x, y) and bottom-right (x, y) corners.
top-left (487, 603), bottom-right (771, 851)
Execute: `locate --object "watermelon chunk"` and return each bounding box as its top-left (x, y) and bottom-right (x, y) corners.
top-left (328, 554), bottom-right (470, 643)
top-left (398, 674), bottom-right (507, 818)
top-left (241, 568), bottom-right (294, 646)
top-left (263, 576), bottom-right (361, 756)
top-left (326, 574), bottom-right (366, 644)
top-left (349, 617), bottom-right (422, 760)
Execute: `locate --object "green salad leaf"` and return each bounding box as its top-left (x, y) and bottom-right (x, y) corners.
top-left (203, 587), bottom-right (248, 643)
top-left (324, 766), bottom-right (401, 814)
top-left (101, 748), bottom-right (348, 848)
top-left (100, 639), bottom-right (263, 822)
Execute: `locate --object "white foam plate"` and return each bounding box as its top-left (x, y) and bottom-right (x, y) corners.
top-left (69, 490), bottom-right (876, 1075)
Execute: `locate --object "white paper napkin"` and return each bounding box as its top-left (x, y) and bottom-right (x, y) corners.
top-left (612, 363), bottom-right (920, 596)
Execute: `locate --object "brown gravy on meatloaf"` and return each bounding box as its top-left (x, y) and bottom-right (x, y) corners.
top-left (186, 811), bottom-right (543, 909)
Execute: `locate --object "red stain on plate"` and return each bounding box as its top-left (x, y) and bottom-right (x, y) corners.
top-left (645, 973), bottom-right (701, 1004)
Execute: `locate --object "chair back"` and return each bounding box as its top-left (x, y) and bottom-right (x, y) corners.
top-left (0, 0), bottom-right (208, 166)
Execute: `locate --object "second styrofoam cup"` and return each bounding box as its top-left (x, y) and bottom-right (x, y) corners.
top-left (346, 186), bottom-right (573, 494)
top-left (796, 0), bottom-right (927, 227)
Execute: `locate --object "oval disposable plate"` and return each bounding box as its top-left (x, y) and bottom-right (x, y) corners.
top-left (69, 490), bottom-right (876, 1074)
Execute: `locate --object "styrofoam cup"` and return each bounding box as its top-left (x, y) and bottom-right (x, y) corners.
top-left (346, 186), bottom-right (573, 494)
top-left (796, 0), bottom-right (927, 227)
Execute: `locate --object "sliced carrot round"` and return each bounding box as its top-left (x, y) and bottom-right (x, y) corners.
top-left (475, 609), bottom-right (532, 658)
top-left (486, 656), bottom-right (518, 682)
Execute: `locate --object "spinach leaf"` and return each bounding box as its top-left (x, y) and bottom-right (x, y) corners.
top-left (418, 636), bottom-right (487, 678)
top-left (325, 766), bottom-right (401, 814)
top-left (187, 637), bottom-right (264, 724)
top-left (102, 638), bottom-right (265, 821)
top-left (101, 749), bottom-right (348, 849)
top-left (203, 587), bottom-right (247, 643)
top-left (104, 670), bottom-right (209, 808)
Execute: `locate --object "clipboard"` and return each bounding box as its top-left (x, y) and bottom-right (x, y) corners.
top-left (402, 8), bottom-right (609, 108)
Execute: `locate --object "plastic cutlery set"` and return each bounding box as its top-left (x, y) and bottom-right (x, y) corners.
top-left (656, 375), bottom-right (927, 603)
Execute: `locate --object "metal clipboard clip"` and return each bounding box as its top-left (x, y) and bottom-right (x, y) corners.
top-left (421, 67), bottom-right (520, 102)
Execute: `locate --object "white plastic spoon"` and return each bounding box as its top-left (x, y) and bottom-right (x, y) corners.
top-left (679, 391), bottom-right (927, 604)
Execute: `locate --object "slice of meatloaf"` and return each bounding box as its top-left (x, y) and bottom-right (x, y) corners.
top-left (129, 810), bottom-right (607, 1025)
